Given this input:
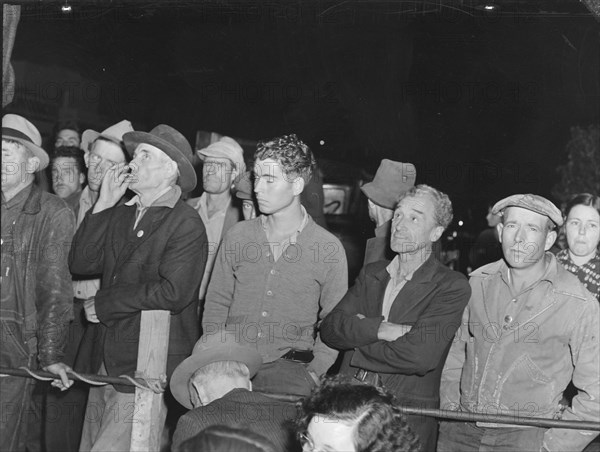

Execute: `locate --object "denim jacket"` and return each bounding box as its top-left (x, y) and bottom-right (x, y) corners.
top-left (1, 184), bottom-right (74, 368)
top-left (441, 254), bottom-right (599, 451)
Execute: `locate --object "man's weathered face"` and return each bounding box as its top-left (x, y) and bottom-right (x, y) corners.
top-left (390, 193), bottom-right (442, 255)
top-left (85, 140), bottom-right (126, 192)
top-left (202, 157), bottom-right (234, 195)
top-left (51, 156), bottom-right (84, 199)
top-left (55, 129), bottom-right (80, 148)
top-left (497, 207), bottom-right (554, 270)
top-left (253, 158), bottom-right (297, 215)
top-left (2, 139), bottom-right (32, 193)
top-left (128, 143), bottom-right (174, 192)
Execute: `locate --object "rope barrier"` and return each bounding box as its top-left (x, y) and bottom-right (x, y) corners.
top-left (0, 367), bottom-right (166, 394)
top-left (2, 367), bottom-right (598, 431)
top-left (258, 392), bottom-right (600, 431)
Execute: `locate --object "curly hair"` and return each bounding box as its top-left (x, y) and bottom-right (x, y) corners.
top-left (397, 184), bottom-right (453, 230)
top-left (51, 146), bottom-right (86, 175)
top-left (297, 375), bottom-right (422, 452)
top-left (254, 134), bottom-right (315, 183)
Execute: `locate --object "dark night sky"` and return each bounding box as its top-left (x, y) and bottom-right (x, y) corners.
top-left (8, 1), bottom-right (600, 228)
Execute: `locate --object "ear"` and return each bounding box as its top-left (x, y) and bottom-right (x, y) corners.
top-left (292, 176), bottom-right (305, 196)
top-left (496, 223), bottom-right (504, 244)
top-left (429, 225), bottom-right (444, 243)
top-left (83, 152), bottom-right (90, 168)
top-left (25, 156), bottom-right (41, 174)
top-left (544, 230), bottom-right (557, 251)
top-left (79, 172), bottom-right (86, 185)
top-left (190, 381), bottom-right (203, 407)
top-left (248, 380), bottom-right (253, 392)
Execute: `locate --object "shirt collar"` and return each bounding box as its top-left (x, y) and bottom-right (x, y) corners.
top-left (259, 205), bottom-right (309, 236)
top-left (125, 185), bottom-right (181, 209)
top-left (386, 255), bottom-right (420, 282)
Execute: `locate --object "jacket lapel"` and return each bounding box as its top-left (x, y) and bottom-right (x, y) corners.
top-left (366, 265), bottom-right (391, 317)
top-left (387, 256), bottom-right (439, 321)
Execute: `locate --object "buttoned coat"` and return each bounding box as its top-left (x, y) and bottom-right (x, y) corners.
top-left (69, 198), bottom-right (208, 392)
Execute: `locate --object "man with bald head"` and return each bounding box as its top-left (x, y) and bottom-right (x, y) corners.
top-left (439, 194), bottom-right (599, 452)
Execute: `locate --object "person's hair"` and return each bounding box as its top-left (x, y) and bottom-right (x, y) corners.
top-left (297, 375), bottom-right (421, 452)
top-left (179, 425), bottom-right (277, 452)
top-left (565, 193), bottom-right (600, 219)
top-left (51, 146), bottom-right (86, 175)
top-left (254, 134), bottom-right (315, 183)
top-left (54, 120), bottom-right (80, 137)
top-left (189, 361), bottom-right (250, 391)
top-left (397, 184), bottom-right (453, 230)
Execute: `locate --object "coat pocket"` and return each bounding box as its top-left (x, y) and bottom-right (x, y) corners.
top-left (497, 353), bottom-right (554, 415)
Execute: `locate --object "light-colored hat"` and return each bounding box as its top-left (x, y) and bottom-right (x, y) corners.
top-left (2, 114), bottom-right (49, 171)
top-left (80, 120), bottom-right (134, 153)
top-left (124, 124), bottom-right (197, 192)
top-left (361, 160), bottom-right (417, 209)
top-left (198, 136), bottom-right (246, 174)
top-left (170, 333), bottom-right (262, 409)
top-left (492, 194), bottom-right (563, 227)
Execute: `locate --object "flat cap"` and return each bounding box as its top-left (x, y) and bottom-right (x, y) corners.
top-left (492, 194), bottom-right (563, 227)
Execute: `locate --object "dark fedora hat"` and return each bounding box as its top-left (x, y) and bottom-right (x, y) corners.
top-left (123, 124), bottom-right (197, 192)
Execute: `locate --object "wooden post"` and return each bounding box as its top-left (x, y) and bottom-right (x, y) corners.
top-left (130, 310), bottom-right (171, 451)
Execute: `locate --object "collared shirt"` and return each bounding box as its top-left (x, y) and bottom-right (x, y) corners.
top-left (203, 212), bottom-right (348, 376)
top-left (556, 249), bottom-right (599, 300)
top-left (193, 193), bottom-right (230, 299)
top-left (381, 255), bottom-right (419, 321)
top-left (125, 185), bottom-right (181, 229)
top-left (259, 206), bottom-right (309, 262)
top-left (73, 187), bottom-right (100, 299)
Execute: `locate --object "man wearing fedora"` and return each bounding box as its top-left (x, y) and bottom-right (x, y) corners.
top-left (1, 114), bottom-right (75, 451)
top-left (187, 136), bottom-right (245, 303)
top-left (361, 159), bottom-right (416, 265)
top-left (321, 184), bottom-right (471, 451)
top-left (170, 334), bottom-right (297, 452)
top-left (69, 124), bottom-right (208, 451)
top-left (40, 120), bottom-right (134, 452)
top-left (203, 134), bottom-right (347, 397)
top-left (439, 194), bottom-right (599, 452)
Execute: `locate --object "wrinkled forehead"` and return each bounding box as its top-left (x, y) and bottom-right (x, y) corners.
top-left (395, 193), bottom-right (435, 216)
top-left (133, 142), bottom-right (172, 162)
top-left (52, 156), bottom-right (78, 168)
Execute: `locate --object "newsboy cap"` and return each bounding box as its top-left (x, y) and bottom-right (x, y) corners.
top-left (492, 194), bottom-right (563, 227)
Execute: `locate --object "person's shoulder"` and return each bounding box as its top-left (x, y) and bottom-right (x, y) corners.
top-left (552, 258), bottom-right (597, 303)
top-left (225, 217), bottom-right (260, 238)
top-left (469, 259), bottom-right (504, 279)
top-left (40, 190), bottom-right (70, 211)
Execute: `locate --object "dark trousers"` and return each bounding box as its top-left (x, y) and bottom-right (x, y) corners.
top-left (437, 420), bottom-right (545, 452)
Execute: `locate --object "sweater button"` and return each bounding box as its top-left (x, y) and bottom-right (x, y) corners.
top-left (504, 315), bottom-right (512, 323)
top-left (266, 290), bottom-right (273, 296)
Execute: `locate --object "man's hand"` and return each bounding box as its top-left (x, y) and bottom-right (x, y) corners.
top-left (93, 163), bottom-right (131, 213)
top-left (45, 362), bottom-right (74, 391)
top-left (83, 297), bottom-right (99, 323)
top-left (377, 321), bottom-right (413, 342)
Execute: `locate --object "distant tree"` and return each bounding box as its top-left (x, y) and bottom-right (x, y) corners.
top-left (552, 125), bottom-right (600, 203)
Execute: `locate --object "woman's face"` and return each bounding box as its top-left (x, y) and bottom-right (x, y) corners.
top-left (303, 416), bottom-right (356, 452)
top-left (565, 204), bottom-right (600, 260)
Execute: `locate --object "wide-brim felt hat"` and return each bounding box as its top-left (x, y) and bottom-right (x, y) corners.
top-left (492, 194), bottom-right (563, 227)
top-left (361, 160), bottom-right (417, 209)
top-left (170, 334), bottom-right (262, 409)
top-left (81, 120), bottom-right (134, 154)
top-left (123, 124), bottom-right (197, 192)
top-left (233, 171), bottom-right (254, 200)
top-left (2, 114), bottom-right (49, 171)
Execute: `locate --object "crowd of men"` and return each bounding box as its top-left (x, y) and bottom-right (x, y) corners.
top-left (1, 113), bottom-right (598, 452)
